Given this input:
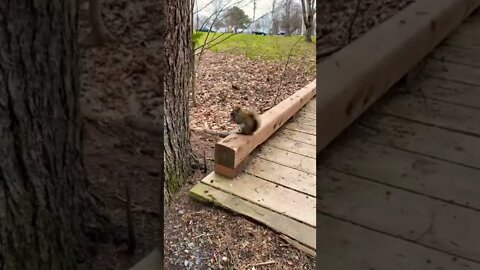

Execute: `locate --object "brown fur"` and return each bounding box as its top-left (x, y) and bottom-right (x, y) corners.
top-left (230, 107), bottom-right (260, 135)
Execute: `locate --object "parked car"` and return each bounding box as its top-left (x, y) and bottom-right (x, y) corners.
top-left (197, 27), bottom-right (216, 33)
top-left (277, 31), bottom-right (286, 36)
top-left (252, 31), bottom-right (268, 36)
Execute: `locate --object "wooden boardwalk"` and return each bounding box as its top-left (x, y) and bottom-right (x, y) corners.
top-left (190, 97), bottom-right (317, 255)
top-left (317, 11), bottom-right (480, 269)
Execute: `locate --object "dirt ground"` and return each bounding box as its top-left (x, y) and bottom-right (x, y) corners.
top-left (74, 0), bottom-right (416, 269)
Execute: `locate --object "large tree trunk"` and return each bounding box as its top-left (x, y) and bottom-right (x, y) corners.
top-left (164, 0), bottom-right (194, 203)
top-left (0, 1), bottom-right (113, 268)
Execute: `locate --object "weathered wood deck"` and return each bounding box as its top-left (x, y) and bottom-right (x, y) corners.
top-left (190, 97), bottom-right (317, 256)
top-left (317, 10), bottom-right (480, 269)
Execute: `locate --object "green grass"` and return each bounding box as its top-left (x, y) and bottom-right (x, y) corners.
top-left (194, 32), bottom-right (316, 60)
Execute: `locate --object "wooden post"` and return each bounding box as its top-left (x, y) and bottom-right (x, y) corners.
top-left (315, 0), bottom-right (480, 154)
top-left (214, 80), bottom-right (316, 178)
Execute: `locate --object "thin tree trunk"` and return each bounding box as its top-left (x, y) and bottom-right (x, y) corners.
top-left (301, 0), bottom-right (314, 42)
top-left (0, 1), bottom-right (115, 268)
top-left (190, 0), bottom-right (197, 106)
top-left (81, 0), bottom-right (112, 46)
top-left (164, 0), bottom-right (195, 203)
top-left (304, 17), bottom-right (313, 42)
top-left (271, 0), bottom-right (277, 34)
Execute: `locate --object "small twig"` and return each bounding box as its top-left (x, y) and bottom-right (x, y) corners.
top-left (227, 247), bottom-right (236, 268)
top-left (215, 252), bottom-right (221, 269)
top-left (246, 260), bottom-right (276, 267)
top-left (193, 232), bottom-right (213, 239)
top-left (202, 150), bottom-right (208, 173)
top-left (190, 127), bottom-right (231, 137)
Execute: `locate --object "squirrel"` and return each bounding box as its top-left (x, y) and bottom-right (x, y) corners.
top-left (230, 107), bottom-right (260, 135)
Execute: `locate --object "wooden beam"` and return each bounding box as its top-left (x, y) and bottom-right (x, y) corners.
top-left (316, 0), bottom-right (480, 154)
top-left (214, 80), bottom-right (316, 178)
top-left (129, 249), bottom-right (161, 270)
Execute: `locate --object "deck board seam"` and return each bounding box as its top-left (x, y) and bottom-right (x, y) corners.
top-left (322, 166), bottom-right (480, 212)
top-left (260, 143), bottom-right (315, 159)
top-left (359, 138), bottom-right (480, 172)
top-left (423, 75), bottom-right (480, 88)
top-left (296, 113), bottom-right (315, 119)
top-left (283, 127), bottom-right (316, 136)
top-left (426, 74), bottom-right (480, 87)
top-left (440, 42), bottom-right (480, 51)
top-left (287, 120), bottom-right (317, 128)
top-left (256, 152), bottom-right (316, 175)
top-left (429, 56), bottom-right (480, 68)
top-left (317, 210), bottom-right (480, 263)
top-left (276, 131), bottom-right (316, 146)
top-left (442, 42), bottom-right (480, 51)
top-left (413, 95), bottom-right (480, 112)
top-left (377, 111), bottom-right (480, 138)
top-left (243, 171), bottom-right (316, 199)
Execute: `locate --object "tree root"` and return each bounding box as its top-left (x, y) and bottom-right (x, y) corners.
top-left (190, 127), bottom-right (231, 138)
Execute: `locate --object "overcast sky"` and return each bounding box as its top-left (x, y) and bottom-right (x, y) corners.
top-left (196, 0), bottom-right (275, 20)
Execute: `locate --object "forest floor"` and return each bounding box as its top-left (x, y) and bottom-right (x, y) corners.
top-left (75, 0), bottom-right (415, 269)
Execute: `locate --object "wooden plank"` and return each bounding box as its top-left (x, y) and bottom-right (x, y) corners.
top-left (129, 249), bottom-right (162, 270)
top-left (354, 113), bottom-right (480, 169)
top-left (295, 111), bottom-right (315, 120)
top-left (446, 12), bottom-right (480, 40)
top-left (302, 101), bottom-right (316, 113)
top-left (425, 59), bottom-right (480, 86)
top-left (374, 90), bottom-right (480, 136)
top-left (317, 214), bottom-right (480, 270)
top-left (431, 45), bottom-right (480, 67)
top-left (445, 30), bottom-right (480, 50)
top-left (418, 78), bottom-right (480, 110)
top-left (304, 98), bottom-right (316, 110)
top-left (321, 139), bottom-right (480, 210)
top-left (190, 183), bottom-right (316, 250)
top-left (214, 80), bottom-right (316, 178)
top-left (264, 136), bottom-right (316, 158)
top-left (244, 157), bottom-right (316, 197)
top-left (319, 169), bottom-right (480, 261)
top-left (280, 235), bottom-right (315, 257)
top-left (289, 115), bottom-right (316, 127)
top-left (283, 122), bottom-right (316, 135)
top-left (298, 106), bottom-right (315, 114)
top-left (277, 128), bottom-right (316, 146)
top-left (199, 172), bottom-right (316, 227)
top-left (256, 145), bottom-right (316, 175)
top-left (316, 0), bottom-right (480, 154)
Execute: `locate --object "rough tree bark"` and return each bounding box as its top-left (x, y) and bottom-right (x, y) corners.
top-left (0, 1), bottom-right (116, 268)
top-left (301, 0), bottom-right (315, 42)
top-left (164, 0), bottom-right (195, 203)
